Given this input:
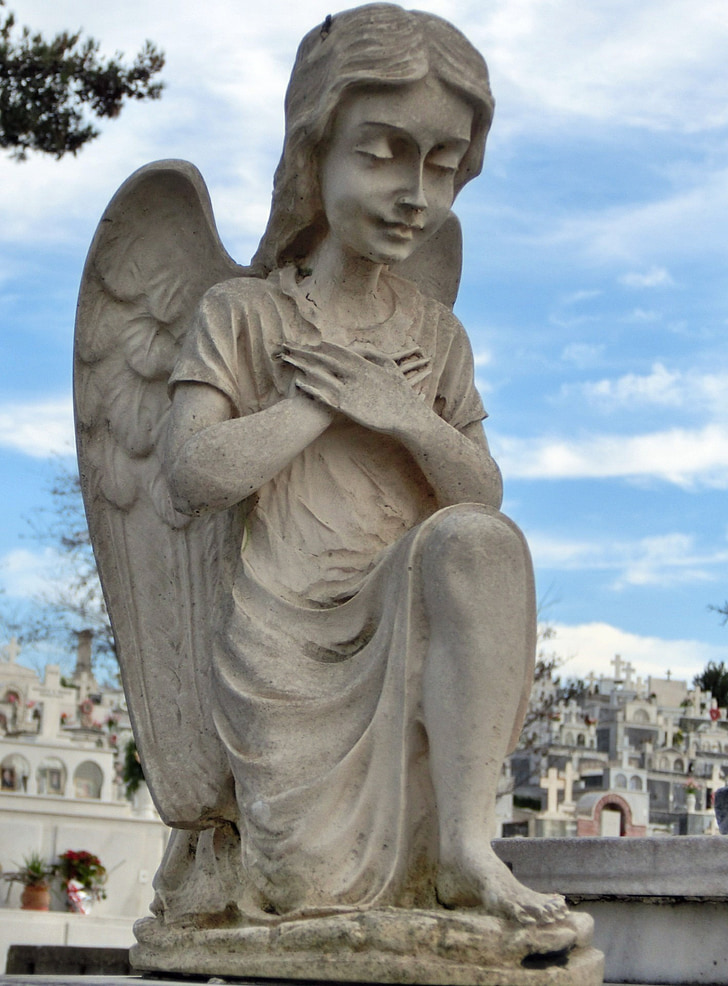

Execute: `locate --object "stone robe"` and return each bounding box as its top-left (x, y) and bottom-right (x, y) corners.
top-left (169, 266), bottom-right (486, 914)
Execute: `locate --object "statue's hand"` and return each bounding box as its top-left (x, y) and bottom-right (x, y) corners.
top-left (280, 341), bottom-right (431, 435)
top-left (350, 343), bottom-right (431, 390)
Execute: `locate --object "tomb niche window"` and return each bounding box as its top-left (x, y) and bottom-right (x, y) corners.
top-left (673, 758), bottom-right (685, 773)
top-left (2, 689), bottom-right (22, 728)
top-left (614, 773), bottom-right (627, 789)
top-left (74, 760), bottom-right (103, 799)
top-left (37, 757), bottom-right (66, 795)
top-left (1, 753), bottom-right (30, 792)
top-left (576, 733), bottom-right (586, 747)
top-left (629, 775), bottom-right (643, 791)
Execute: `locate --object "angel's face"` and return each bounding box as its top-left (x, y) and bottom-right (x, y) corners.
top-left (318, 75), bottom-right (473, 266)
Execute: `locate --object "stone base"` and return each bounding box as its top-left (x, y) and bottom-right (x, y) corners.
top-left (131, 906), bottom-right (604, 985)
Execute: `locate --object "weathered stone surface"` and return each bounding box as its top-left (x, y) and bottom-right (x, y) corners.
top-left (131, 907), bottom-right (602, 985)
top-left (74, 4), bottom-right (602, 984)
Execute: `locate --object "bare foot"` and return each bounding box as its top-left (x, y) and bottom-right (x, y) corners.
top-left (437, 846), bottom-right (568, 926)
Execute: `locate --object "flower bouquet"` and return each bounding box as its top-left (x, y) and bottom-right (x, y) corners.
top-left (56, 850), bottom-right (107, 913)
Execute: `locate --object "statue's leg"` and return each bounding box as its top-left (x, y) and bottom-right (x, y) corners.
top-left (420, 506), bottom-right (567, 925)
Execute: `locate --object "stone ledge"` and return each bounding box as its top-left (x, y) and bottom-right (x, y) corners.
top-left (493, 837), bottom-right (728, 985)
top-left (494, 835), bottom-right (728, 897)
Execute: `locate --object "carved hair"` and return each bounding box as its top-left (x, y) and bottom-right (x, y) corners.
top-left (251, 3), bottom-right (494, 274)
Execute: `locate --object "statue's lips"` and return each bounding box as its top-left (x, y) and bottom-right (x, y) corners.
top-left (380, 221), bottom-right (423, 239)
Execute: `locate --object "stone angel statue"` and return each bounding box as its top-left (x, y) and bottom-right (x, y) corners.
top-left (75, 4), bottom-right (602, 982)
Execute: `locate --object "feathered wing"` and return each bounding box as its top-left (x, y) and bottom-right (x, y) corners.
top-left (74, 160), bottom-right (248, 828)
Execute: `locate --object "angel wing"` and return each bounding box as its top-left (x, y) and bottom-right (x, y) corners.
top-left (74, 160), bottom-right (248, 828)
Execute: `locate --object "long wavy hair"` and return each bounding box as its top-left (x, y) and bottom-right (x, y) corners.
top-left (250, 3), bottom-right (494, 275)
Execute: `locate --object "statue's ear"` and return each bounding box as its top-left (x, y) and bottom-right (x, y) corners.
top-left (392, 211), bottom-right (462, 309)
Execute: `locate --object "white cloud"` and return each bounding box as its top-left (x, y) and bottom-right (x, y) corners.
top-left (0, 398), bottom-right (75, 458)
top-left (560, 343), bottom-right (605, 369)
top-left (550, 621), bottom-right (725, 683)
top-left (0, 548), bottom-right (66, 600)
top-left (495, 424), bottom-right (728, 488)
top-left (619, 266), bottom-right (674, 288)
top-left (621, 308), bottom-right (660, 324)
top-left (563, 289), bottom-right (602, 306)
top-left (3, 0), bottom-right (728, 259)
top-left (529, 530), bottom-right (728, 589)
top-left (468, 0), bottom-right (728, 139)
top-left (564, 364), bottom-right (728, 415)
top-left (533, 166), bottom-right (728, 264)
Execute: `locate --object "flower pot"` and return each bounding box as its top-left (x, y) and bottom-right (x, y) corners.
top-left (20, 884), bottom-right (50, 911)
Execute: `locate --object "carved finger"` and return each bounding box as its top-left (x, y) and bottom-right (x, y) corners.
top-left (391, 345), bottom-right (423, 362)
top-left (295, 379), bottom-right (338, 408)
top-left (314, 341), bottom-right (372, 370)
top-left (283, 344), bottom-right (353, 380)
top-left (400, 356), bottom-right (431, 375)
top-left (405, 365), bottom-right (433, 387)
top-left (281, 351), bottom-right (346, 384)
top-left (351, 346), bottom-right (396, 370)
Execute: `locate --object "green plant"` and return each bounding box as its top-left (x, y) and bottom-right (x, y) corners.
top-left (3, 850), bottom-right (54, 888)
top-left (122, 738), bottom-right (145, 798)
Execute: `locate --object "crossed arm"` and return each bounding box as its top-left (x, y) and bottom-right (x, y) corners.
top-left (164, 341), bottom-right (502, 516)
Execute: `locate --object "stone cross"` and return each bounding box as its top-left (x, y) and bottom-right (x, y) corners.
top-left (611, 654), bottom-right (624, 683)
top-left (622, 661), bottom-right (634, 688)
top-left (621, 742), bottom-right (631, 769)
top-left (38, 665), bottom-right (65, 740)
top-left (1, 637), bottom-right (20, 663)
top-left (540, 766), bottom-right (565, 816)
top-left (562, 761), bottom-right (576, 807)
top-left (711, 762), bottom-right (723, 791)
top-left (691, 686), bottom-right (702, 716)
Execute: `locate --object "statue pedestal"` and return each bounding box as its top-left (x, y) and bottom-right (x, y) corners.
top-left (131, 906), bottom-right (603, 985)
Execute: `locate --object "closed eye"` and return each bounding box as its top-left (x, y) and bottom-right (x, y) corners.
top-left (354, 135), bottom-right (394, 161)
top-left (426, 143), bottom-right (465, 174)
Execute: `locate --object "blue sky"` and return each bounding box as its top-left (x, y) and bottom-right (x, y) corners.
top-left (1, 0), bottom-right (726, 682)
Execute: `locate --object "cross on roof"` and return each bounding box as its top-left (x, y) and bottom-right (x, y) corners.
top-left (1, 637), bottom-right (20, 663)
top-left (562, 760), bottom-right (576, 806)
top-left (691, 686), bottom-right (702, 715)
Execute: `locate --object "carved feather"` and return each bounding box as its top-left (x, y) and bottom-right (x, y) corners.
top-left (74, 161), bottom-right (247, 827)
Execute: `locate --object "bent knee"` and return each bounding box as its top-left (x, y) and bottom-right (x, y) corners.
top-left (420, 506), bottom-right (530, 576)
